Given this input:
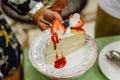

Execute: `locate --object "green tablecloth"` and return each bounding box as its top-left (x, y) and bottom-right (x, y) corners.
top-left (23, 35), bottom-right (120, 80)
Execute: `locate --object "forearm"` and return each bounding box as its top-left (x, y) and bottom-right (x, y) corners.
top-left (2, 0), bottom-right (43, 15)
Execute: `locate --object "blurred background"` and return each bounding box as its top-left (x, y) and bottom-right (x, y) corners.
top-left (1, 0), bottom-right (98, 48)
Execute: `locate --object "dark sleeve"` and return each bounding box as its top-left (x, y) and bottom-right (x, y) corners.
top-left (2, 0), bottom-right (41, 15)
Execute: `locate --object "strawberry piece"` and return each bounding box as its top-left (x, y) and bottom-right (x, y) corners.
top-left (78, 16), bottom-right (84, 27)
top-left (51, 18), bottom-right (66, 35)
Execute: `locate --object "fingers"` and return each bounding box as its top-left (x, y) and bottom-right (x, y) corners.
top-left (43, 10), bottom-right (63, 23)
top-left (53, 12), bottom-right (63, 22)
top-left (35, 16), bottom-right (50, 31)
top-left (37, 21), bottom-right (50, 31)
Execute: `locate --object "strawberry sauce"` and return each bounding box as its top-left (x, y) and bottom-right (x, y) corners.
top-left (51, 32), bottom-right (59, 50)
top-left (54, 52), bottom-right (66, 69)
top-left (51, 32), bottom-right (66, 69)
top-left (51, 19), bottom-right (67, 69)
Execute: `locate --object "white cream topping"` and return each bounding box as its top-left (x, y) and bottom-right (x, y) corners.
top-left (69, 13), bottom-right (80, 28)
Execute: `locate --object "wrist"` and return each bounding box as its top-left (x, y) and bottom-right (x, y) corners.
top-left (28, 2), bottom-right (44, 17)
top-left (32, 6), bottom-right (46, 22)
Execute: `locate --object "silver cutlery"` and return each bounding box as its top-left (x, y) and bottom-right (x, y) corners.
top-left (105, 50), bottom-right (120, 67)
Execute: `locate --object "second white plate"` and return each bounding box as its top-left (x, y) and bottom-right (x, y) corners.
top-left (98, 41), bottom-right (120, 80)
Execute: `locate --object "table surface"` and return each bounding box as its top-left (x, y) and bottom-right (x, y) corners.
top-left (23, 35), bottom-right (120, 80)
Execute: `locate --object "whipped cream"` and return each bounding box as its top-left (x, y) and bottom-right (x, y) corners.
top-left (46, 26), bottom-right (73, 45)
top-left (69, 13), bottom-right (80, 28)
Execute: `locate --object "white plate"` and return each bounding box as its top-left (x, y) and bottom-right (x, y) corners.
top-left (98, 41), bottom-right (120, 80)
top-left (29, 29), bottom-right (97, 79)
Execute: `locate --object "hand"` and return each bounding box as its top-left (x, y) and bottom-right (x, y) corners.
top-left (32, 6), bottom-right (63, 31)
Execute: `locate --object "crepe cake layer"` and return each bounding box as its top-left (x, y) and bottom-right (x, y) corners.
top-left (45, 30), bottom-right (85, 64)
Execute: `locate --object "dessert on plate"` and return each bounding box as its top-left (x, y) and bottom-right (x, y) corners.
top-left (45, 13), bottom-right (86, 68)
